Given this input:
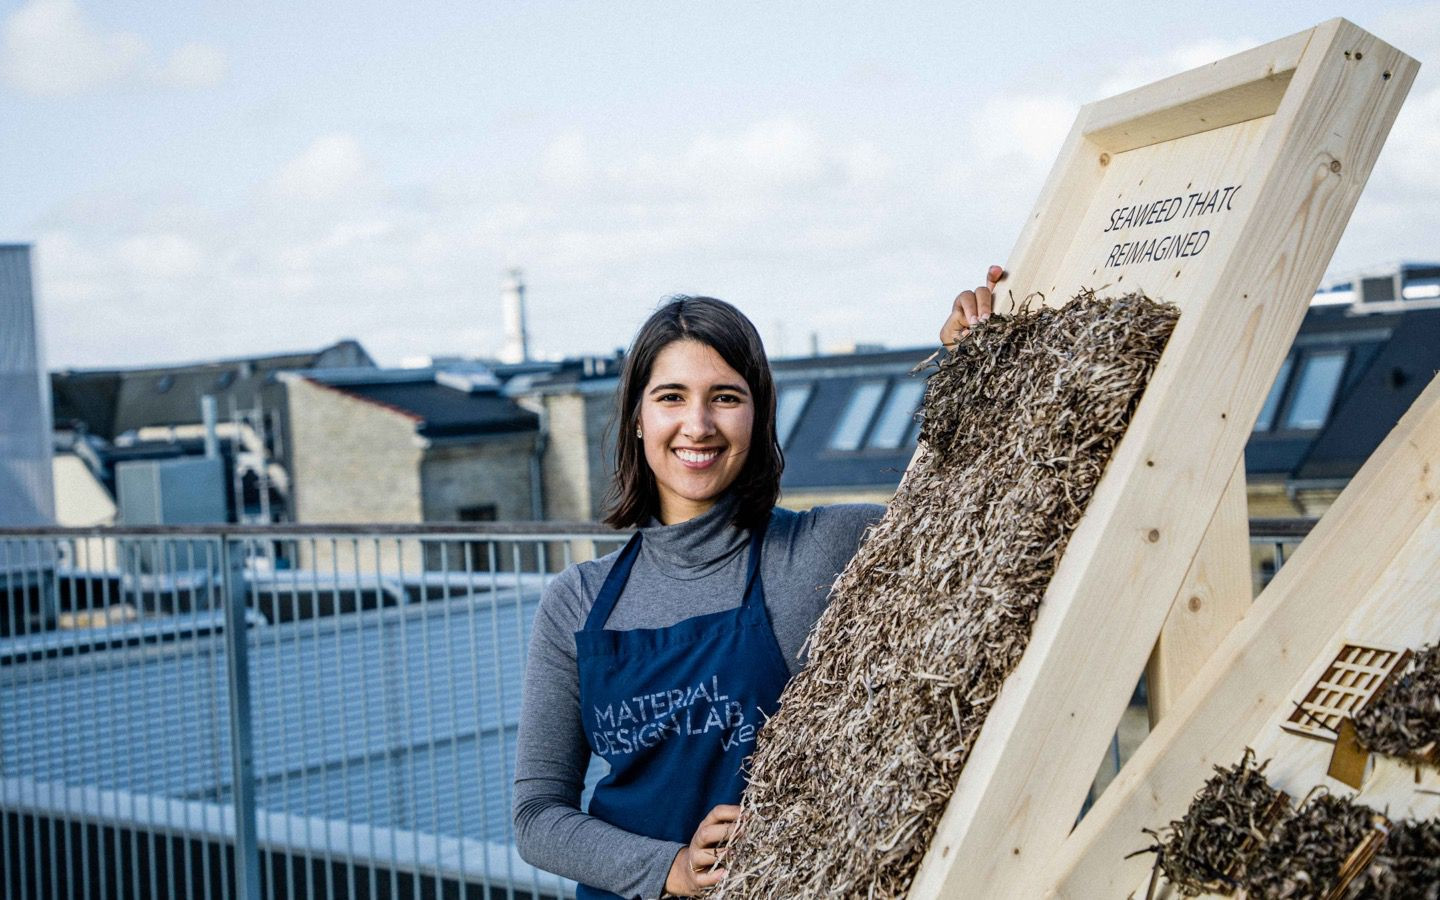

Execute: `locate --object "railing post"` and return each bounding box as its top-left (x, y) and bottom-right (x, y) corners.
top-left (220, 537), bottom-right (262, 900)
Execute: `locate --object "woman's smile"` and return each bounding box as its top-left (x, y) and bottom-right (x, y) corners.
top-left (673, 446), bottom-right (724, 467)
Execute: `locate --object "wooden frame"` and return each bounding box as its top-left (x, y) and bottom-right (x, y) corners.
top-left (906, 19), bottom-right (1416, 898)
top-left (1048, 371), bottom-right (1440, 897)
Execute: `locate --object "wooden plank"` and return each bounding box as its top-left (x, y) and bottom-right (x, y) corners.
top-left (1145, 460), bottom-right (1251, 726)
top-left (1082, 30), bottom-right (1310, 153)
top-left (907, 19), bottom-right (1416, 899)
top-left (1046, 373), bottom-right (1440, 897)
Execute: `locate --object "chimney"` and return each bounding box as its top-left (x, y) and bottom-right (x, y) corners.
top-left (500, 268), bottom-right (530, 363)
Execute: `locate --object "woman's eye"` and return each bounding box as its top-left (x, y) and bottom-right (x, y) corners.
top-left (714, 394), bottom-right (743, 404)
top-left (657, 393), bottom-right (683, 402)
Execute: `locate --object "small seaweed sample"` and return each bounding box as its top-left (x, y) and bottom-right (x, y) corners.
top-left (1352, 817), bottom-right (1440, 899)
top-left (1140, 749), bottom-right (1288, 896)
top-left (1242, 791), bottom-right (1385, 900)
top-left (1354, 642), bottom-right (1440, 767)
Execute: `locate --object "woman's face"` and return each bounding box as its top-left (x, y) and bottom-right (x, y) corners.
top-left (639, 339), bottom-right (754, 525)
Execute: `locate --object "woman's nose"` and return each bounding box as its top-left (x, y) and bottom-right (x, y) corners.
top-left (681, 401), bottom-right (715, 438)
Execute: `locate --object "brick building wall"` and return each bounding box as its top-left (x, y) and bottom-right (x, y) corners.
top-left (535, 388), bottom-right (616, 522)
top-left (282, 375), bottom-right (424, 524)
top-left (420, 432), bottom-right (536, 522)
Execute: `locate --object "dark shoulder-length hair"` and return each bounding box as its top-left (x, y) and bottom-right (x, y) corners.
top-left (603, 295), bottom-right (782, 531)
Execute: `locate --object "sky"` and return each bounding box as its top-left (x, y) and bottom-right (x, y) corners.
top-left (4, 1), bottom-right (1440, 370)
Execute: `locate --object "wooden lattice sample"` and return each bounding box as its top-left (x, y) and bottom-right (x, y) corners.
top-left (1281, 643), bottom-right (1410, 741)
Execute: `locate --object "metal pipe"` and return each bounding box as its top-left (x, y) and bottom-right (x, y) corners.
top-left (202, 396), bottom-right (220, 460)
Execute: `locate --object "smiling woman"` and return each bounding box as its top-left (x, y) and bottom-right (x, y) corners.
top-left (513, 279), bottom-right (1000, 900)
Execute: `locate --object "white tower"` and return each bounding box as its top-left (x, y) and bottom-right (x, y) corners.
top-left (499, 268), bottom-right (530, 364)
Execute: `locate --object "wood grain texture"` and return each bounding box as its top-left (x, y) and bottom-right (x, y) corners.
top-left (1145, 461), bottom-right (1252, 726)
top-left (1053, 371), bottom-right (1440, 898)
top-left (907, 19), bottom-right (1417, 899)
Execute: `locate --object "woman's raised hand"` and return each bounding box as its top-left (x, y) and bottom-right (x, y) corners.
top-left (940, 265), bottom-right (1006, 349)
top-left (664, 803), bottom-right (738, 895)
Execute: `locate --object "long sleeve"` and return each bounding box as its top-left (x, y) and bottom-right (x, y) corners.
top-left (512, 567), bottom-right (683, 899)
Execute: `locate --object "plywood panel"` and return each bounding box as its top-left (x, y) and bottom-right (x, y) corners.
top-left (907, 18), bottom-right (1417, 898)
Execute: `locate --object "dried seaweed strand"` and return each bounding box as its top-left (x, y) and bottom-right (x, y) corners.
top-left (712, 292), bottom-right (1180, 899)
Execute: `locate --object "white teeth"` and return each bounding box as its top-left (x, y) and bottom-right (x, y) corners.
top-left (676, 448), bottom-right (721, 463)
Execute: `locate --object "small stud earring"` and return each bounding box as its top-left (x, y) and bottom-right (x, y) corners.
top-left (635, 426), bottom-right (643, 438)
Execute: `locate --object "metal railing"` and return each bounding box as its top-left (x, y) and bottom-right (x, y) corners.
top-left (2, 517), bottom-right (1318, 899)
top-left (1, 523), bottom-right (628, 900)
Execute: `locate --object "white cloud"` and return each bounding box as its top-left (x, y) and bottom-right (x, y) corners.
top-left (0, 0), bottom-right (226, 96)
top-left (1, 0), bottom-right (144, 96)
top-left (265, 134), bottom-right (375, 205)
top-left (117, 233), bottom-right (203, 280)
top-left (1097, 37), bottom-right (1259, 98)
top-left (682, 119), bottom-right (831, 191)
top-left (971, 94), bottom-right (1076, 168)
top-left (155, 41), bottom-right (228, 89)
top-left (1376, 85), bottom-right (1440, 194)
top-left (539, 131), bottom-right (593, 188)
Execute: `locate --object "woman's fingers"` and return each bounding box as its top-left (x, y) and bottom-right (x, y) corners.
top-left (940, 293), bottom-right (976, 347)
top-left (939, 310), bottom-right (966, 347)
top-left (693, 865), bottom-right (728, 887)
top-left (691, 844), bottom-right (727, 868)
top-left (975, 286), bottom-right (993, 320)
top-left (711, 804), bottom-right (741, 821)
top-left (695, 821), bottom-right (734, 848)
top-left (698, 804), bottom-right (740, 826)
top-left (976, 265), bottom-right (1005, 319)
top-left (956, 290), bottom-right (979, 324)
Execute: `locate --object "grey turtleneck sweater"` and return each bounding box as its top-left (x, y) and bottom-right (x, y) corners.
top-left (513, 495), bottom-right (884, 899)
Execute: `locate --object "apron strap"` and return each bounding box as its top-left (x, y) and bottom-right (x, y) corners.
top-left (739, 520), bottom-right (768, 609)
top-left (582, 532), bottom-right (643, 632)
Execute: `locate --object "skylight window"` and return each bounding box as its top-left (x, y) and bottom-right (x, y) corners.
top-left (1282, 350), bottom-right (1347, 430)
top-left (1253, 356), bottom-right (1294, 432)
top-left (867, 379), bottom-right (927, 449)
top-left (828, 381), bottom-right (886, 451)
top-left (775, 384), bottom-right (813, 448)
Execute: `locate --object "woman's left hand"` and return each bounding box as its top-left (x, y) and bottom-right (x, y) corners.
top-left (940, 265), bottom-right (1006, 349)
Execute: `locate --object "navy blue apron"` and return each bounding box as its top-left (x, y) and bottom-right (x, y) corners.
top-left (573, 524), bottom-right (790, 900)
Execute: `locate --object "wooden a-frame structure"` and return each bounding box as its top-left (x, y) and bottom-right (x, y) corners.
top-left (903, 19), bottom-right (1417, 899)
top-left (1046, 370), bottom-right (1440, 897)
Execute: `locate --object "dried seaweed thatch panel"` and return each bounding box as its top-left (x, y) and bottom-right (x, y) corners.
top-left (714, 293), bottom-right (1180, 899)
top-left (1354, 642), bottom-right (1440, 766)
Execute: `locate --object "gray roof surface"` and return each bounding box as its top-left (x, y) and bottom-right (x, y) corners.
top-left (317, 378), bottom-right (539, 439)
top-left (51, 341), bottom-right (374, 440)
